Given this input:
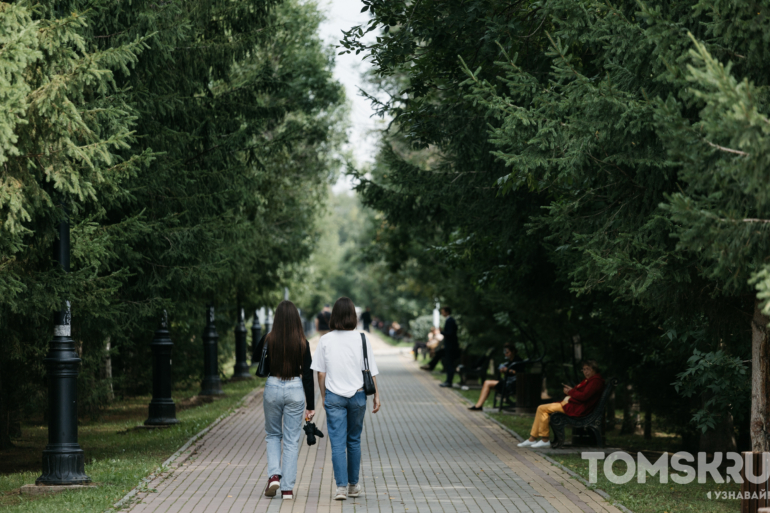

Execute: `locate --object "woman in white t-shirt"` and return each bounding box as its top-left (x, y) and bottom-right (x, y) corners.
top-left (311, 297), bottom-right (381, 501)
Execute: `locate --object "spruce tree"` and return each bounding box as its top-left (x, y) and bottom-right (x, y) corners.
top-left (345, 0), bottom-right (770, 449)
top-left (0, 0), bottom-right (344, 444)
top-left (0, 1), bottom-right (148, 446)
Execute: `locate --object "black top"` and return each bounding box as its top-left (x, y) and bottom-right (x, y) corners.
top-left (255, 335), bottom-right (315, 409)
top-left (501, 356), bottom-right (524, 380)
top-left (361, 311), bottom-right (372, 323)
top-left (441, 316), bottom-right (459, 352)
top-left (316, 311), bottom-right (331, 331)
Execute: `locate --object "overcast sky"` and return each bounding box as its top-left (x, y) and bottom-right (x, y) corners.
top-left (317, 0), bottom-right (383, 192)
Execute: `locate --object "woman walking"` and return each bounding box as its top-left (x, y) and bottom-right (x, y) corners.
top-left (254, 300), bottom-right (314, 500)
top-left (311, 297), bottom-right (381, 500)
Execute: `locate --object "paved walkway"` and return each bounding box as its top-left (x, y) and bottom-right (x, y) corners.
top-left (126, 333), bottom-right (620, 513)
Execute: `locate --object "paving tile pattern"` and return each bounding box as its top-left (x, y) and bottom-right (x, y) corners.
top-left (127, 334), bottom-right (620, 513)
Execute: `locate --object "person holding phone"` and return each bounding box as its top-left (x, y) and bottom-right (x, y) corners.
top-left (517, 360), bottom-right (604, 449)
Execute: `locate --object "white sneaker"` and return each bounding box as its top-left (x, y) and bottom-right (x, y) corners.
top-left (335, 486), bottom-right (347, 500)
top-left (517, 439), bottom-right (536, 447)
top-left (531, 440), bottom-right (551, 449)
top-left (348, 484), bottom-right (361, 497)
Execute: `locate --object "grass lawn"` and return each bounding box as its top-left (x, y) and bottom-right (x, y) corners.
top-left (411, 353), bottom-right (495, 405)
top-left (375, 331), bottom-right (413, 348)
top-left (0, 375), bottom-right (263, 512)
top-left (555, 454), bottom-right (740, 513)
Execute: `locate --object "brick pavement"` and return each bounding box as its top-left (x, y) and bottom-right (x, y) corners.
top-left (126, 333), bottom-right (621, 513)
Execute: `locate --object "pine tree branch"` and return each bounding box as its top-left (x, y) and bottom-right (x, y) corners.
top-left (705, 140), bottom-right (749, 157)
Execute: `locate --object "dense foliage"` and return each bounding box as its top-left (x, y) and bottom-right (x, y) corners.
top-left (0, 0), bottom-right (344, 447)
top-left (342, 0), bottom-right (770, 451)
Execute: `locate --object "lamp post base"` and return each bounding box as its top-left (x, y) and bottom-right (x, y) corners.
top-left (145, 399), bottom-right (180, 425)
top-left (232, 363), bottom-right (253, 380)
top-left (200, 377), bottom-right (224, 396)
top-left (36, 445), bottom-right (90, 486)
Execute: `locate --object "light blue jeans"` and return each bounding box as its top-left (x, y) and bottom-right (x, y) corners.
top-left (264, 376), bottom-right (305, 491)
top-left (325, 390), bottom-right (366, 487)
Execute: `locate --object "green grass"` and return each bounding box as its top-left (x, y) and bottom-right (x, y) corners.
top-left (376, 331), bottom-right (413, 348)
top-left (421, 360), bottom-right (493, 406)
top-left (555, 454), bottom-right (740, 513)
top-left (0, 375), bottom-right (263, 512)
top-left (456, 387), bottom-right (496, 408)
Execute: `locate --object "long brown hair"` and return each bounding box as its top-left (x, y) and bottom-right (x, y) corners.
top-left (266, 300), bottom-right (306, 379)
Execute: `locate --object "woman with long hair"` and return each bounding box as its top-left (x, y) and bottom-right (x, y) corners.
top-left (311, 297), bottom-right (381, 501)
top-left (254, 300), bottom-right (314, 500)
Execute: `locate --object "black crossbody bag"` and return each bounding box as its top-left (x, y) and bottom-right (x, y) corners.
top-left (256, 337), bottom-right (269, 378)
top-left (361, 333), bottom-right (376, 396)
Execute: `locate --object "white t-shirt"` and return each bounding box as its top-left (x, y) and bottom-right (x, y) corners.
top-left (311, 330), bottom-right (379, 398)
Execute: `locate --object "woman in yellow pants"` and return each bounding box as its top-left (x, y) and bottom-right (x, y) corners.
top-left (518, 361), bottom-right (605, 449)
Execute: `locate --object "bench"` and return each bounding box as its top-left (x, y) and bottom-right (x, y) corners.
top-left (550, 377), bottom-right (618, 448)
top-left (493, 377), bottom-right (516, 411)
top-left (457, 347), bottom-right (495, 386)
top-left (493, 357), bottom-right (544, 412)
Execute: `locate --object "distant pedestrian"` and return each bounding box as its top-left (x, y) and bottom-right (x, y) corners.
top-left (255, 300), bottom-right (315, 500)
top-left (420, 327), bottom-right (444, 370)
top-left (361, 307), bottom-right (372, 332)
top-left (438, 307), bottom-right (459, 388)
top-left (315, 304), bottom-right (331, 337)
top-left (312, 297), bottom-right (381, 501)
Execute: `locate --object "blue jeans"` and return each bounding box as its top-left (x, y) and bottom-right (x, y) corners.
top-left (324, 390), bottom-right (366, 487)
top-left (264, 376), bottom-right (305, 491)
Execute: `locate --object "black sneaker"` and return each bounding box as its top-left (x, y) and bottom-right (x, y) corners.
top-left (439, 382), bottom-right (451, 388)
top-left (468, 405), bottom-right (483, 411)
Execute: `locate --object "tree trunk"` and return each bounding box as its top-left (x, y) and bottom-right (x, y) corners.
top-left (0, 361), bottom-right (12, 450)
top-left (700, 413), bottom-right (736, 453)
top-left (104, 337), bottom-right (114, 402)
top-left (751, 301), bottom-right (770, 452)
top-left (606, 390), bottom-right (616, 432)
top-left (621, 384), bottom-right (639, 435)
top-left (644, 403), bottom-right (652, 440)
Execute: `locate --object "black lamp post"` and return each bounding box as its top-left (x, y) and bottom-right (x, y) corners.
top-left (200, 305), bottom-right (224, 395)
top-left (145, 311), bottom-right (179, 425)
top-left (37, 204), bottom-right (91, 485)
top-left (250, 310), bottom-right (262, 367)
top-left (232, 306), bottom-right (251, 379)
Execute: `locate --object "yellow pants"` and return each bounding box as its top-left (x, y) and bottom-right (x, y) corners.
top-left (530, 402), bottom-right (565, 439)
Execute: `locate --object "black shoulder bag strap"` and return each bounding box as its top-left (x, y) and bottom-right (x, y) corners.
top-left (361, 333), bottom-right (376, 396)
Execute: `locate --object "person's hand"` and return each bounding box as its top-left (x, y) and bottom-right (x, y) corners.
top-left (305, 410), bottom-right (315, 421)
top-left (562, 386), bottom-right (572, 395)
top-left (508, 368), bottom-right (516, 374)
top-left (372, 394), bottom-right (381, 414)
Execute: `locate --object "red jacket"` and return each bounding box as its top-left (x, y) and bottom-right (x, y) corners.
top-left (562, 373), bottom-right (605, 417)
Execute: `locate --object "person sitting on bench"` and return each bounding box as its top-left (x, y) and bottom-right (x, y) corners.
top-left (420, 327), bottom-right (444, 371)
top-left (468, 344), bottom-right (522, 411)
top-left (517, 360), bottom-right (604, 449)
